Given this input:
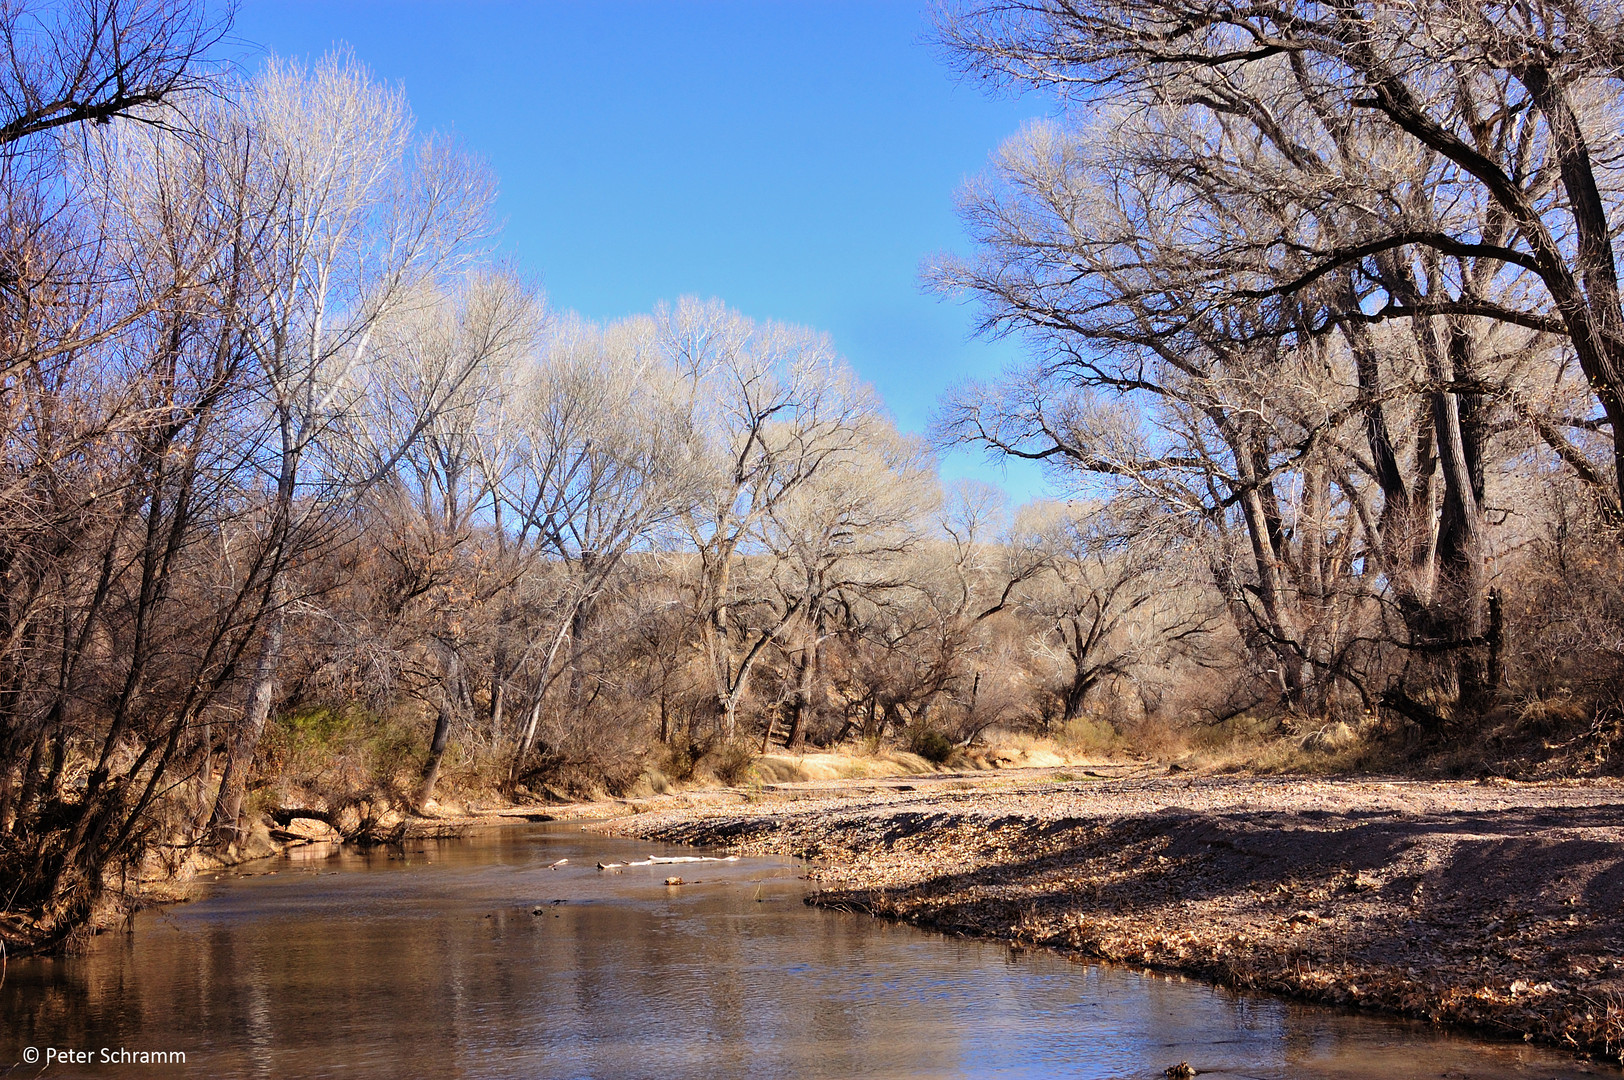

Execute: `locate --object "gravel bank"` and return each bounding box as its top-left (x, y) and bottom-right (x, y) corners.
top-left (612, 772), bottom-right (1624, 1064)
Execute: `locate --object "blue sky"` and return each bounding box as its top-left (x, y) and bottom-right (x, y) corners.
top-left (228, 1), bottom-right (1052, 501)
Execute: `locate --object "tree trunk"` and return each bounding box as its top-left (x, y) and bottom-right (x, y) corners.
top-left (417, 652), bottom-right (462, 811)
top-left (210, 610), bottom-right (285, 848)
top-left (511, 609), bottom-right (577, 779)
top-left (1511, 65), bottom-right (1624, 517)
top-left (1062, 668), bottom-right (1099, 724)
top-left (1237, 481), bottom-right (1305, 700)
top-left (784, 613), bottom-right (823, 750)
top-left (1404, 316), bottom-right (1492, 721)
top-left (1, 727), bottom-right (43, 835)
top-left (700, 556), bottom-right (738, 740)
top-left (415, 696), bottom-right (455, 811)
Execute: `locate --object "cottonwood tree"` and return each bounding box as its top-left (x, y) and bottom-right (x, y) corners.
top-left (940, 0), bottom-right (1624, 497)
top-left (662, 297), bottom-right (884, 739)
top-left (490, 314), bottom-right (696, 782)
top-left (754, 419), bottom-right (938, 750)
top-left (342, 274), bottom-right (540, 810)
top-left (930, 154), bottom-right (1382, 713)
top-left (829, 481), bottom-right (1016, 742)
top-left (930, 2), bottom-right (1624, 720)
top-left (206, 52), bottom-right (496, 843)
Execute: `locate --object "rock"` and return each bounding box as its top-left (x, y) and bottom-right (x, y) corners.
top-left (665, 877), bottom-right (684, 886)
top-left (335, 805), bottom-right (363, 835)
top-left (273, 817), bottom-right (342, 843)
top-left (240, 819), bottom-right (279, 860)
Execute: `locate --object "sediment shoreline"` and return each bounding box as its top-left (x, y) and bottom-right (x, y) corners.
top-left (609, 771), bottom-right (1624, 1065)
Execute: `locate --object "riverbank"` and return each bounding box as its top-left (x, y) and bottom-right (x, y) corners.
top-left (609, 771), bottom-right (1624, 1065)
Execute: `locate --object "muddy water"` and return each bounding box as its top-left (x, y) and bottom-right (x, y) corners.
top-left (0, 825), bottom-right (1600, 1079)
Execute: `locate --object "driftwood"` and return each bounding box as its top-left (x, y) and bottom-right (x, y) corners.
top-left (598, 854), bottom-right (740, 870)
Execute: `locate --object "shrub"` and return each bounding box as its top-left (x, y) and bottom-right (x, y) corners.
top-left (707, 741), bottom-right (756, 786)
top-left (1056, 716), bottom-right (1121, 757)
top-left (661, 732), bottom-right (710, 784)
top-left (907, 726), bottom-right (956, 765)
top-left (258, 704), bottom-right (423, 803)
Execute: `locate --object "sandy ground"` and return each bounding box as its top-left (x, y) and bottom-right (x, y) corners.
top-left (603, 766), bottom-right (1624, 1065)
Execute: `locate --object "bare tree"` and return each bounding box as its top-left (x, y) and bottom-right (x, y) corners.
top-left (926, 30), bottom-right (1601, 720)
top-left (938, 0), bottom-right (1624, 511)
top-left (0, 72), bottom-right (277, 945)
top-left (0, 0), bottom-right (228, 147)
top-left (830, 481), bottom-right (1018, 743)
top-left (486, 314), bottom-right (695, 787)
top-left (206, 51), bottom-right (496, 843)
top-left (754, 417), bottom-right (938, 750)
top-left (344, 274), bottom-right (540, 810)
top-left (1007, 500), bottom-right (1219, 723)
top-left (662, 297), bottom-right (884, 739)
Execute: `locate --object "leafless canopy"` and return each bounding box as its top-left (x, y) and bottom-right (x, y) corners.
top-left (0, 0), bottom-right (228, 146)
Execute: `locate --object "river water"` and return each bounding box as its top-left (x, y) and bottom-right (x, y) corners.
top-left (0, 824), bottom-right (1600, 1079)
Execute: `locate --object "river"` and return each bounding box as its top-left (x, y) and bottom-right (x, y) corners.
top-left (0, 824), bottom-right (1601, 1078)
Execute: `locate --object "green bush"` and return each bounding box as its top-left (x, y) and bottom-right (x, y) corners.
top-left (907, 726), bottom-right (955, 765)
top-left (259, 704), bottom-right (424, 795)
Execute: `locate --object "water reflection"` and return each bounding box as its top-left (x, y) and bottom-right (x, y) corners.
top-left (1, 825), bottom-right (1599, 1079)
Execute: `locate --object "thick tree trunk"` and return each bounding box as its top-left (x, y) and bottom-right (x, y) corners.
top-left (1513, 65), bottom-right (1624, 517)
top-left (1062, 668), bottom-right (1100, 724)
top-left (784, 613), bottom-right (823, 750)
top-left (1416, 318), bottom-right (1493, 721)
